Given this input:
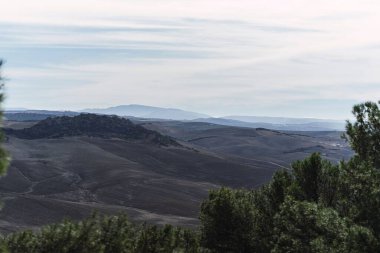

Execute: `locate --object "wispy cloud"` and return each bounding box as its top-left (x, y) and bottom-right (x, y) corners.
top-left (1, 0), bottom-right (380, 118)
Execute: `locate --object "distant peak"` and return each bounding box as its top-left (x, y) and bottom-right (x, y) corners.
top-left (80, 104), bottom-right (210, 120)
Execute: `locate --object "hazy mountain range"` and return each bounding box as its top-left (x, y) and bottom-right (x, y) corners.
top-left (5, 104), bottom-right (346, 131)
top-left (81, 104), bottom-right (209, 120)
top-left (194, 117), bottom-right (346, 131)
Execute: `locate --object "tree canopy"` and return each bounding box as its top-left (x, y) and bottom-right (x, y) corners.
top-left (344, 101), bottom-right (380, 168)
top-left (200, 101), bottom-right (380, 252)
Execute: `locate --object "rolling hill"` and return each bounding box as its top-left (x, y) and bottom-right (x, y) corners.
top-left (4, 114), bottom-right (177, 146)
top-left (0, 116), bottom-right (276, 233)
top-left (0, 115), bottom-right (352, 233)
top-left (141, 120), bottom-right (352, 166)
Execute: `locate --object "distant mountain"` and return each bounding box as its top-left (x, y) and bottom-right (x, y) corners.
top-left (223, 115), bottom-right (345, 126)
top-left (4, 110), bottom-right (79, 122)
top-left (4, 113), bottom-right (52, 122)
top-left (4, 111), bottom-right (79, 122)
top-left (5, 114), bottom-right (178, 146)
top-left (4, 107), bottom-right (29, 111)
top-left (190, 117), bottom-right (274, 128)
top-left (81, 105), bottom-right (209, 120)
top-left (4, 107), bottom-right (346, 131)
top-left (5, 109), bottom-right (79, 116)
top-left (191, 117), bottom-right (345, 131)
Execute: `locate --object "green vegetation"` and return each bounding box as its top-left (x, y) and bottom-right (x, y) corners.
top-left (343, 101), bottom-right (380, 168)
top-left (0, 61), bottom-right (9, 176)
top-left (200, 157), bottom-right (380, 252)
top-left (0, 61), bottom-right (9, 253)
top-left (199, 101), bottom-right (380, 253)
top-left (5, 214), bottom-right (201, 253)
top-left (1, 101), bottom-right (380, 252)
top-left (5, 113), bottom-right (178, 146)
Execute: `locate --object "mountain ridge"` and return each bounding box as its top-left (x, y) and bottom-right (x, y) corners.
top-left (81, 104), bottom-right (210, 120)
top-left (4, 105), bottom-right (346, 131)
top-left (223, 115), bottom-right (344, 124)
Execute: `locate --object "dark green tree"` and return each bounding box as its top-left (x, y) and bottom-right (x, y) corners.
top-left (0, 60), bottom-right (9, 176)
top-left (272, 198), bottom-right (378, 253)
top-left (0, 60), bottom-right (10, 253)
top-left (6, 214), bottom-right (203, 253)
top-left (343, 101), bottom-right (380, 168)
top-left (333, 158), bottom-right (380, 237)
top-left (200, 187), bottom-right (257, 252)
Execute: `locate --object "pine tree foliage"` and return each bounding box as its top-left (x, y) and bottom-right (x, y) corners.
top-left (343, 101), bottom-right (380, 168)
top-left (5, 214), bottom-right (203, 253)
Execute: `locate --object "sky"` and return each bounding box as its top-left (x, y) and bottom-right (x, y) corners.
top-left (0, 0), bottom-right (380, 119)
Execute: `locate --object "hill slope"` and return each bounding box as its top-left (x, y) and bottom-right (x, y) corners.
top-left (0, 118), bottom-right (352, 233)
top-left (141, 120), bottom-right (353, 166)
top-left (0, 124), bottom-right (275, 233)
top-left (5, 114), bottom-right (177, 146)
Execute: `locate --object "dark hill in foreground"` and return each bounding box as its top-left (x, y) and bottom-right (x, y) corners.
top-left (5, 114), bottom-right (177, 146)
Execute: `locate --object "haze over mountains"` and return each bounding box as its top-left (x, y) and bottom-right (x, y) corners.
top-left (223, 115), bottom-right (344, 126)
top-left (6, 104), bottom-right (346, 131)
top-left (82, 105), bottom-right (210, 121)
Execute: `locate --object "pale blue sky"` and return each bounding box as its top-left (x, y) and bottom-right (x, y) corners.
top-left (1, 0), bottom-right (380, 119)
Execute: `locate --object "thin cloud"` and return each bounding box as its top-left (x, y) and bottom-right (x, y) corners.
top-left (0, 0), bottom-right (380, 118)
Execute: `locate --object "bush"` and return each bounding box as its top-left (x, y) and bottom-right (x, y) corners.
top-left (5, 214), bottom-right (202, 253)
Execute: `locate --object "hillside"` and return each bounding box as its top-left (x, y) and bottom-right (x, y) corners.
top-left (5, 114), bottom-right (177, 146)
top-left (141, 120), bottom-right (353, 166)
top-left (0, 118), bottom-right (352, 233)
top-left (0, 122), bottom-right (275, 233)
